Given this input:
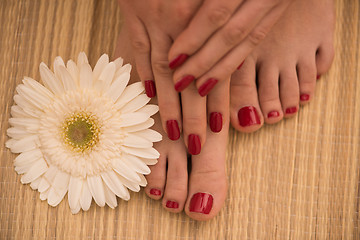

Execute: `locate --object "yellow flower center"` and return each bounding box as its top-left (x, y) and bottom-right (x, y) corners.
top-left (62, 112), bottom-right (100, 152)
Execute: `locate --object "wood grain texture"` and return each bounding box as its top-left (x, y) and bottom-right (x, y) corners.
top-left (0, 0), bottom-right (359, 239)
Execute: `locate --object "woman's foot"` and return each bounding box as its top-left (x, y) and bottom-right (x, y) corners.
top-left (230, 0), bottom-right (335, 132)
top-left (114, 26), bottom-right (229, 220)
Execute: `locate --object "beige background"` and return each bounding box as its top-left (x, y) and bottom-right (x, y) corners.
top-left (0, 0), bottom-right (359, 239)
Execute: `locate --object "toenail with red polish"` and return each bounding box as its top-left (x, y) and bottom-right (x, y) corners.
top-left (169, 54), bottom-right (189, 69)
top-left (188, 134), bottom-right (201, 155)
top-left (267, 111), bottom-right (280, 118)
top-left (285, 107), bottom-right (298, 114)
top-left (198, 78), bottom-right (218, 97)
top-left (300, 94), bottom-right (310, 101)
top-left (189, 192), bottom-right (213, 214)
top-left (238, 106), bottom-right (261, 127)
top-left (144, 80), bottom-right (156, 98)
top-left (150, 189), bottom-right (161, 196)
top-left (209, 112), bottom-right (223, 133)
top-left (166, 120), bottom-right (180, 141)
top-left (175, 75), bottom-right (195, 92)
top-left (316, 74), bottom-right (321, 80)
top-left (237, 60), bottom-right (245, 70)
top-left (166, 201), bottom-right (179, 209)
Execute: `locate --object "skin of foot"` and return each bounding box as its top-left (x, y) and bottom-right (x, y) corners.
top-left (114, 26), bottom-right (229, 221)
top-left (230, 0), bottom-right (335, 132)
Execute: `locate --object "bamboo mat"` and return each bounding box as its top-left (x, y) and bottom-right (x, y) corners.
top-left (0, 0), bottom-right (359, 239)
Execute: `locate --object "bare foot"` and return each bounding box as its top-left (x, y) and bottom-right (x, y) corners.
top-left (114, 26), bottom-right (229, 220)
top-left (230, 0), bottom-right (335, 132)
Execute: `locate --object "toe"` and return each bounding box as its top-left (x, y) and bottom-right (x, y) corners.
top-left (257, 64), bottom-right (283, 124)
top-left (279, 67), bottom-right (300, 117)
top-left (230, 59), bottom-right (263, 132)
top-left (316, 41), bottom-right (335, 77)
top-left (161, 139), bottom-right (188, 213)
top-left (144, 151), bottom-right (166, 200)
top-left (297, 55), bottom-right (317, 105)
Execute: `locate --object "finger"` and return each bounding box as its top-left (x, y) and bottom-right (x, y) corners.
top-left (168, 0), bottom-right (242, 68)
top-left (181, 83), bottom-right (207, 155)
top-left (172, 1), bottom-right (287, 93)
top-left (127, 17), bottom-right (156, 98)
top-left (207, 79), bottom-right (230, 133)
top-left (193, 3), bottom-right (289, 96)
top-left (148, 29), bottom-right (182, 141)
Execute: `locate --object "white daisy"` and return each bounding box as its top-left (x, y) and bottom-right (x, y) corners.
top-left (6, 52), bottom-right (162, 214)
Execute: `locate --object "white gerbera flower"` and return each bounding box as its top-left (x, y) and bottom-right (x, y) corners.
top-left (6, 52), bottom-right (162, 214)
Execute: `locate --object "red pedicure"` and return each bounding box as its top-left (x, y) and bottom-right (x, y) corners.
top-left (174, 75), bottom-right (195, 92)
top-left (238, 106), bottom-right (261, 127)
top-left (316, 74), bottom-right (321, 80)
top-left (166, 120), bottom-right (180, 141)
top-left (300, 94), bottom-right (310, 101)
top-left (166, 201), bottom-right (179, 209)
top-left (150, 189), bottom-right (161, 196)
top-left (237, 60), bottom-right (245, 70)
top-left (144, 80), bottom-right (156, 98)
top-left (267, 111), bottom-right (280, 118)
top-left (169, 54), bottom-right (189, 69)
top-left (285, 106), bottom-right (298, 114)
top-left (189, 192), bottom-right (213, 214)
top-left (198, 78), bottom-right (218, 97)
top-left (209, 112), bottom-right (223, 133)
top-left (188, 134), bottom-right (201, 155)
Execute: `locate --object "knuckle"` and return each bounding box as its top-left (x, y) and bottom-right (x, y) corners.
top-left (183, 115), bottom-right (204, 128)
top-left (223, 24), bottom-right (246, 47)
top-left (247, 28), bottom-right (268, 46)
top-left (175, 3), bottom-right (194, 20)
top-left (152, 59), bottom-right (171, 76)
top-left (207, 6), bottom-right (232, 27)
top-left (131, 39), bottom-right (150, 54)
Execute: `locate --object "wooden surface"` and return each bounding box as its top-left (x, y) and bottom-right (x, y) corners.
top-left (0, 0), bottom-right (359, 239)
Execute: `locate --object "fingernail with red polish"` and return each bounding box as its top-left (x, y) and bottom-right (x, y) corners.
top-left (238, 106), bottom-right (261, 127)
top-left (189, 192), bottom-right (213, 214)
top-left (188, 134), bottom-right (201, 155)
top-left (175, 75), bottom-right (195, 92)
top-left (237, 60), bottom-right (245, 70)
top-left (316, 74), bottom-right (321, 80)
top-left (300, 94), bottom-right (310, 101)
top-left (166, 120), bottom-right (180, 141)
top-left (198, 78), bottom-right (218, 97)
top-left (144, 80), bottom-right (156, 98)
top-left (166, 201), bottom-right (179, 209)
top-left (285, 106), bottom-right (298, 114)
top-left (209, 112), bottom-right (223, 133)
top-left (169, 54), bottom-right (189, 69)
top-left (150, 189), bottom-right (161, 196)
top-left (267, 111), bottom-right (280, 118)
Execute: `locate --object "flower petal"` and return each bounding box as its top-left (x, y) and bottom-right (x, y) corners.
top-left (112, 158), bottom-right (141, 183)
top-left (8, 135), bottom-right (39, 153)
top-left (66, 60), bottom-right (80, 85)
top-left (115, 82), bottom-right (144, 109)
top-left (14, 148), bottom-right (42, 167)
top-left (101, 171), bottom-right (130, 200)
top-left (121, 146), bottom-right (160, 159)
top-left (93, 54), bottom-right (109, 81)
top-left (122, 154), bottom-right (150, 175)
top-left (94, 62), bottom-right (116, 92)
top-left (120, 94), bottom-right (150, 114)
top-left (104, 72), bottom-right (130, 102)
top-left (103, 184), bottom-right (117, 209)
top-left (20, 159), bottom-right (48, 184)
top-left (40, 188), bottom-right (50, 201)
top-left (113, 57), bottom-right (124, 70)
top-left (11, 105), bottom-right (30, 118)
top-left (79, 63), bottom-right (93, 89)
top-left (30, 177), bottom-right (42, 190)
top-left (16, 84), bottom-right (51, 109)
top-left (87, 175), bottom-right (105, 207)
top-left (123, 133), bottom-right (153, 148)
top-left (140, 158), bottom-right (158, 166)
top-left (47, 171), bottom-right (70, 207)
top-left (138, 173), bottom-right (147, 187)
top-left (136, 104), bottom-right (159, 116)
top-left (124, 118), bottom-right (154, 132)
top-left (117, 175), bottom-right (140, 192)
top-left (119, 112), bottom-right (150, 127)
top-left (68, 176), bottom-right (83, 211)
top-left (77, 52), bottom-right (89, 66)
top-left (114, 63), bottom-right (131, 79)
top-left (9, 118), bottom-right (40, 132)
top-left (133, 129), bottom-right (162, 143)
top-left (58, 65), bottom-right (76, 91)
top-left (38, 165), bottom-right (58, 193)
top-left (7, 127), bottom-right (33, 140)
top-left (71, 201), bottom-right (81, 214)
top-left (80, 180), bottom-right (92, 211)
top-left (39, 62), bottom-right (64, 95)
top-left (23, 77), bottom-right (54, 100)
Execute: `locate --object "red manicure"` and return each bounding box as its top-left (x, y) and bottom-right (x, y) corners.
top-left (316, 74), bottom-right (321, 80)
top-left (174, 75), bottom-right (195, 92)
top-left (150, 189), bottom-right (161, 196)
top-left (166, 120), bottom-right (180, 141)
top-left (267, 111), bottom-right (280, 118)
top-left (166, 201), bottom-right (179, 209)
top-left (144, 80), bottom-right (156, 98)
top-left (238, 106), bottom-right (261, 127)
top-left (189, 192), bottom-right (213, 214)
top-left (209, 112), bottom-right (223, 133)
top-left (285, 106), bottom-right (298, 114)
top-left (237, 60), bottom-right (245, 70)
top-left (300, 94), bottom-right (310, 101)
top-left (169, 54), bottom-right (189, 69)
top-left (188, 134), bottom-right (201, 155)
top-left (198, 78), bottom-right (218, 97)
